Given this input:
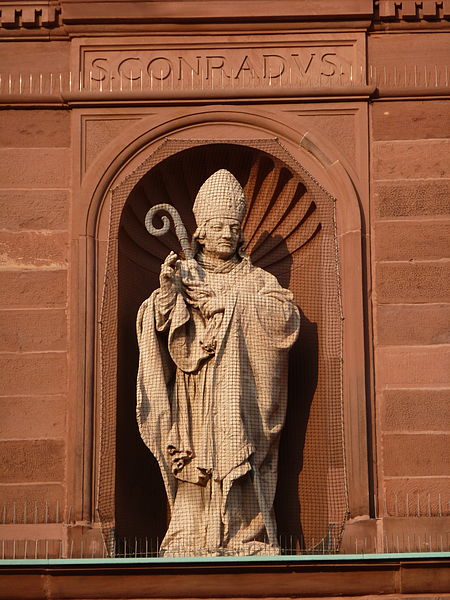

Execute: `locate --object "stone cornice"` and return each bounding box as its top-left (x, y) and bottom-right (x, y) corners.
top-left (59, 0), bottom-right (374, 24)
top-left (0, 1), bottom-right (61, 29)
top-left (2, 82), bottom-right (450, 108)
top-left (1, 1), bottom-right (450, 36)
top-left (376, 0), bottom-right (450, 21)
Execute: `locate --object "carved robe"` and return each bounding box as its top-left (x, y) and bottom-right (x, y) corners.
top-left (136, 255), bottom-right (300, 555)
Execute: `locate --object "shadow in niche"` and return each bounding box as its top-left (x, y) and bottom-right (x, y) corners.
top-left (115, 257), bottom-right (168, 546)
top-left (251, 233), bottom-right (293, 290)
top-left (275, 311), bottom-right (318, 552)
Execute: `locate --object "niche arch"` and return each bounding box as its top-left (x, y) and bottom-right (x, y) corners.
top-left (70, 108), bottom-right (369, 552)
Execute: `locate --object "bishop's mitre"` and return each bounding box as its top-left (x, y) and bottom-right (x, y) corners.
top-left (193, 169), bottom-right (246, 226)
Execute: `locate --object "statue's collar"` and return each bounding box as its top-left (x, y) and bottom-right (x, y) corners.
top-left (195, 252), bottom-right (240, 274)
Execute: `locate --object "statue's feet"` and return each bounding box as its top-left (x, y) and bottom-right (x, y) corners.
top-left (160, 544), bottom-right (222, 557)
top-left (223, 541), bottom-right (281, 556)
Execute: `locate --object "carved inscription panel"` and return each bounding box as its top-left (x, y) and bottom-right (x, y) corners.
top-left (76, 35), bottom-right (365, 93)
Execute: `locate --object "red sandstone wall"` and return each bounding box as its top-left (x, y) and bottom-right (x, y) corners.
top-left (0, 104), bottom-right (70, 526)
top-left (371, 98), bottom-right (450, 518)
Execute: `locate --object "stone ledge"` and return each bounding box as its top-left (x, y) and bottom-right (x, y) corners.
top-left (0, 554), bottom-right (449, 599)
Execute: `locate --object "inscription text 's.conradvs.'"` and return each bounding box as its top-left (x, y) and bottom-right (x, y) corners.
top-left (84, 47), bottom-right (358, 88)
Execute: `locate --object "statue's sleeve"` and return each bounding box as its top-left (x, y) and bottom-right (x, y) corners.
top-left (136, 293), bottom-right (177, 506)
top-left (154, 286), bottom-right (180, 331)
top-left (252, 269), bottom-right (300, 349)
top-left (152, 286), bottom-right (212, 374)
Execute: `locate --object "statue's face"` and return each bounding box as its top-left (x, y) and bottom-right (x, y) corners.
top-left (200, 217), bottom-right (241, 260)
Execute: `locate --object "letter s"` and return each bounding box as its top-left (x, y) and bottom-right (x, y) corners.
top-left (321, 53), bottom-right (337, 77)
top-left (91, 58), bottom-right (108, 82)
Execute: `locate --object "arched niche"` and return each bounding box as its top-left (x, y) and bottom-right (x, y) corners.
top-left (70, 108), bottom-right (369, 554)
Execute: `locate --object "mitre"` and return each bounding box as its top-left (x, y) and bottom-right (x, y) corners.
top-left (193, 169), bottom-right (246, 226)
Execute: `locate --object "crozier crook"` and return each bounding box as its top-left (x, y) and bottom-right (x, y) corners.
top-left (145, 204), bottom-right (193, 259)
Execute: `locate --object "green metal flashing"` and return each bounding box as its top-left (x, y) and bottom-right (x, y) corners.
top-left (0, 551), bottom-right (449, 568)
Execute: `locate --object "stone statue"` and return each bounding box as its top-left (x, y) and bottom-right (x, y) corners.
top-left (136, 169), bottom-right (300, 556)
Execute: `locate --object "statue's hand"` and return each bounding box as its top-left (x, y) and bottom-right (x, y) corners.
top-left (179, 258), bottom-right (202, 283)
top-left (179, 259), bottom-right (210, 303)
top-left (182, 276), bottom-right (211, 305)
top-left (179, 259), bottom-right (225, 317)
top-left (200, 295), bottom-right (226, 319)
top-left (159, 251), bottom-right (179, 292)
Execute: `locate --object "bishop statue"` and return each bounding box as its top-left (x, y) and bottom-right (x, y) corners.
top-left (136, 169), bottom-right (300, 556)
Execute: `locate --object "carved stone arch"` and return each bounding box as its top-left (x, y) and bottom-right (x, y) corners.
top-left (79, 107), bottom-right (362, 236)
top-left (69, 108), bottom-right (369, 553)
